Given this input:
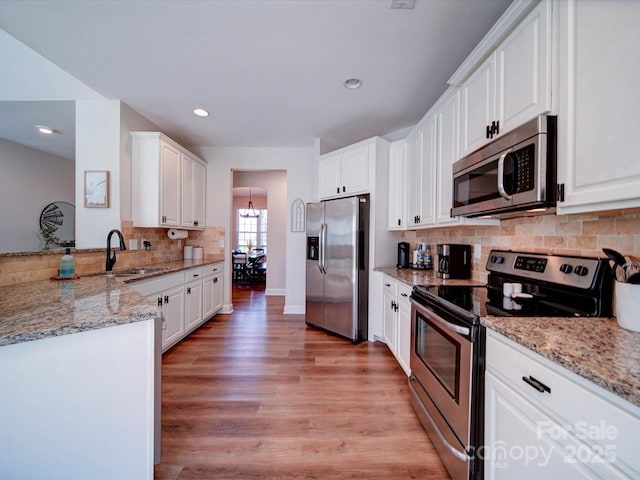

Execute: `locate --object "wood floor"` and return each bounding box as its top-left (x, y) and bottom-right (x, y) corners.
top-left (154, 284), bottom-right (449, 480)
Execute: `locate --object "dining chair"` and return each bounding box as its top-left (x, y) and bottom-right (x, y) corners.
top-left (232, 250), bottom-right (248, 283)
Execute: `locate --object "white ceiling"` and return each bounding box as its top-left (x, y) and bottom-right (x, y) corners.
top-left (0, 0), bottom-right (511, 152)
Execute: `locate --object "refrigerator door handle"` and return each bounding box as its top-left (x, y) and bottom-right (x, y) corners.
top-left (319, 223), bottom-right (327, 275)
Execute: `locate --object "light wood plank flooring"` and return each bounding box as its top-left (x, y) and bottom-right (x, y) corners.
top-left (155, 285), bottom-right (449, 479)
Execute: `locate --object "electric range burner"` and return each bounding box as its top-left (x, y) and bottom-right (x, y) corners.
top-left (413, 249), bottom-right (614, 319)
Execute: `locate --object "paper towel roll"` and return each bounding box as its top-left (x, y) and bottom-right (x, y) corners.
top-left (167, 229), bottom-right (188, 240)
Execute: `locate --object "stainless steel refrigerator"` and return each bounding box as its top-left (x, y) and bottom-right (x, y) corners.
top-left (305, 195), bottom-right (369, 342)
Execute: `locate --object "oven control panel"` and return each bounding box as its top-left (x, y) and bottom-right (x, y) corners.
top-left (487, 250), bottom-right (602, 289)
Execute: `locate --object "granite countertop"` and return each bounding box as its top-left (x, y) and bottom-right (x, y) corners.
top-left (375, 266), bottom-right (485, 287)
top-left (0, 256), bottom-right (224, 348)
top-left (377, 266), bottom-right (640, 409)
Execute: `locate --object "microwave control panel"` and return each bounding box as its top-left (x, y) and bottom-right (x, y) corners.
top-left (510, 144), bottom-right (535, 193)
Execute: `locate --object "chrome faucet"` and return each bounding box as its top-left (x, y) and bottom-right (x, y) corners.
top-left (106, 229), bottom-right (127, 271)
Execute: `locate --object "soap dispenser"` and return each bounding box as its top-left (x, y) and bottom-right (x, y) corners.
top-left (60, 248), bottom-right (75, 278)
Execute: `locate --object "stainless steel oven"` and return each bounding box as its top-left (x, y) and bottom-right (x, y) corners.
top-left (409, 288), bottom-right (484, 480)
top-left (452, 115), bottom-right (556, 218)
top-left (409, 249), bottom-right (613, 480)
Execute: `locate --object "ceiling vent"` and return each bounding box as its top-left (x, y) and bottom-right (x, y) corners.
top-left (390, 0), bottom-right (416, 9)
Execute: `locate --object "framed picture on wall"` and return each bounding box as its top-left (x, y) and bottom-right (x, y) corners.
top-left (84, 170), bottom-right (109, 208)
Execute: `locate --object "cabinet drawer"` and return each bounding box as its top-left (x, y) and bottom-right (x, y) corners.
top-left (397, 284), bottom-right (412, 306)
top-left (130, 271), bottom-right (183, 297)
top-left (486, 330), bottom-right (640, 475)
top-left (382, 276), bottom-right (397, 295)
top-left (184, 267), bottom-right (203, 282)
top-left (202, 262), bottom-right (222, 278)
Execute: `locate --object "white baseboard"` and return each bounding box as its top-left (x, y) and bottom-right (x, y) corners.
top-left (221, 303), bottom-right (233, 314)
top-left (283, 304), bottom-right (305, 315)
top-left (265, 288), bottom-right (285, 296)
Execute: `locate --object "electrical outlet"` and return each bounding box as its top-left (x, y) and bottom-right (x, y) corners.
top-left (474, 244), bottom-right (482, 260)
top-left (128, 238), bottom-right (138, 250)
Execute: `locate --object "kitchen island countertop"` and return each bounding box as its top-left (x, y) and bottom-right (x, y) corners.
top-left (377, 266), bottom-right (640, 409)
top-left (0, 256), bottom-right (224, 347)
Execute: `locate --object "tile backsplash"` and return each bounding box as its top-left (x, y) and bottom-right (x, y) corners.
top-left (0, 221), bottom-right (225, 286)
top-left (401, 208), bottom-right (640, 282)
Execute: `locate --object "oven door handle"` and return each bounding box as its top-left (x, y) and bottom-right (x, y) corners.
top-left (410, 298), bottom-right (471, 337)
top-left (408, 379), bottom-right (471, 463)
top-left (497, 152), bottom-right (512, 201)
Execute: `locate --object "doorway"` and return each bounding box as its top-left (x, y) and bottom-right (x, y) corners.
top-left (231, 170), bottom-right (286, 301)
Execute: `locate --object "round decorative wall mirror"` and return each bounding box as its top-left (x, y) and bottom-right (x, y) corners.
top-left (39, 201), bottom-right (75, 248)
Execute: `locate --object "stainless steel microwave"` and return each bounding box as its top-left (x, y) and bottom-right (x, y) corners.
top-left (451, 115), bottom-right (557, 218)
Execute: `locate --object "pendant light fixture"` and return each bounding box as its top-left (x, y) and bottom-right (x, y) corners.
top-left (240, 188), bottom-right (260, 218)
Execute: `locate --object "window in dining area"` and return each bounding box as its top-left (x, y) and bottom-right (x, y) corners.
top-left (237, 209), bottom-right (268, 253)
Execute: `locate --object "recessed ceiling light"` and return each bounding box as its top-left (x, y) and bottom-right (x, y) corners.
top-left (35, 125), bottom-right (55, 134)
top-left (344, 78), bottom-right (363, 89)
top-left (193, 108), bottom-right (209, 117)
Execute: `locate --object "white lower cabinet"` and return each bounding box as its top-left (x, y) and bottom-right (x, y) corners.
top-left (203, 263), bottom-right (223, 320)
top-left (381, 275), bottom-right (411, 376)
top-left (184, 270), bottom-right (204, 332)
top-left (485, 330), bottom-right (640, 479)
top-left (131, 263), bottom-right (223, 352)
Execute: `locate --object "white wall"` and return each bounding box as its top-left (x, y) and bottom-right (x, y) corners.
top-left (193, 146), bottom-right (316, 314)
top-left (75, 100), bottom-right (122, 249)
top-left (233, 171), bottom-right (287, 296)
top-left (0, 138), bottom-right (75, 252)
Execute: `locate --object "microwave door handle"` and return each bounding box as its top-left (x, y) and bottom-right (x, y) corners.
top-left (497, 152), bottom-right (512, 201)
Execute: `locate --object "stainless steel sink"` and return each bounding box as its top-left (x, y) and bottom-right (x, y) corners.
top-left (104, 266), bottom-right (169, 277)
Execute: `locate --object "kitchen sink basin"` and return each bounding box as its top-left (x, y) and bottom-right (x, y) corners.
top-left (104, 266), bottom-right (169, 277)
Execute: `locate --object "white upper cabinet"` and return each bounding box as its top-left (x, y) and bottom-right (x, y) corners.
top-left (159, 141), bottom-right (181, 227)
top-left (181, 153), bottom-right (206, 229)
top-left (319, 144), bottom-right (369, 200)
top-left (556, 0), bottom-right (640, 214)
top-left (388, 88), bottom-right (498, 231)
top-left (131, 132), bottom-right (207, 230)
top-left (406, 117), bottom-right (436, 228)
top-left (496, 1), bottom-right (552, 136)
top-left (459, 0), bottom-right (552, 158)
top-left (387, 141), bottom-right (407, 230)
top-left (460, 53), bottom-right (497, 157)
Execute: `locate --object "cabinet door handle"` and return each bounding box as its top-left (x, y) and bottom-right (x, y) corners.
top-left (213, 277), bottom-right (218, 284)
top-left (194, 220), bottom-right (199, 226)
top-left (384, 283), bottom-right (391, 287)
top-left (400, 293), bottom-right (408, 297)
top-left (342, 186), bottom-right (346, 193)
top-left (486, 124), bottom-right (492, 139)
top-left (157, 297), bottom-right (163, 306)
top-left (193, 274), bottom-right (200, 278)
top-left (494, 120), bottom-right (500, 136)
top-left (336, 187), bottom-right (340, 194)
top-left (164, 295), bottom-right (169, 304)
top-left (187, 287), bottom-right (191, 294)
top-left (397, 219), bottom-right (401, 226)
top-left (522, 375), bottom-right (551, 394)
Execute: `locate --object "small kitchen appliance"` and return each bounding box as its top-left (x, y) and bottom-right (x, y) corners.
top-left (437, 244), bottom-right (471, 279)
top-left (397, 242), bottom-right (410, 269)
top-left (409, 249), bottom-right (612, 480)
top-left (452, 115), bottom-right (557, 218)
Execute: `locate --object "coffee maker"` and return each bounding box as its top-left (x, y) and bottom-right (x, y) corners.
top-left (397, 242), bottom-right (410, 269)
top-left (437, 244), bottom-right (471, 279)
